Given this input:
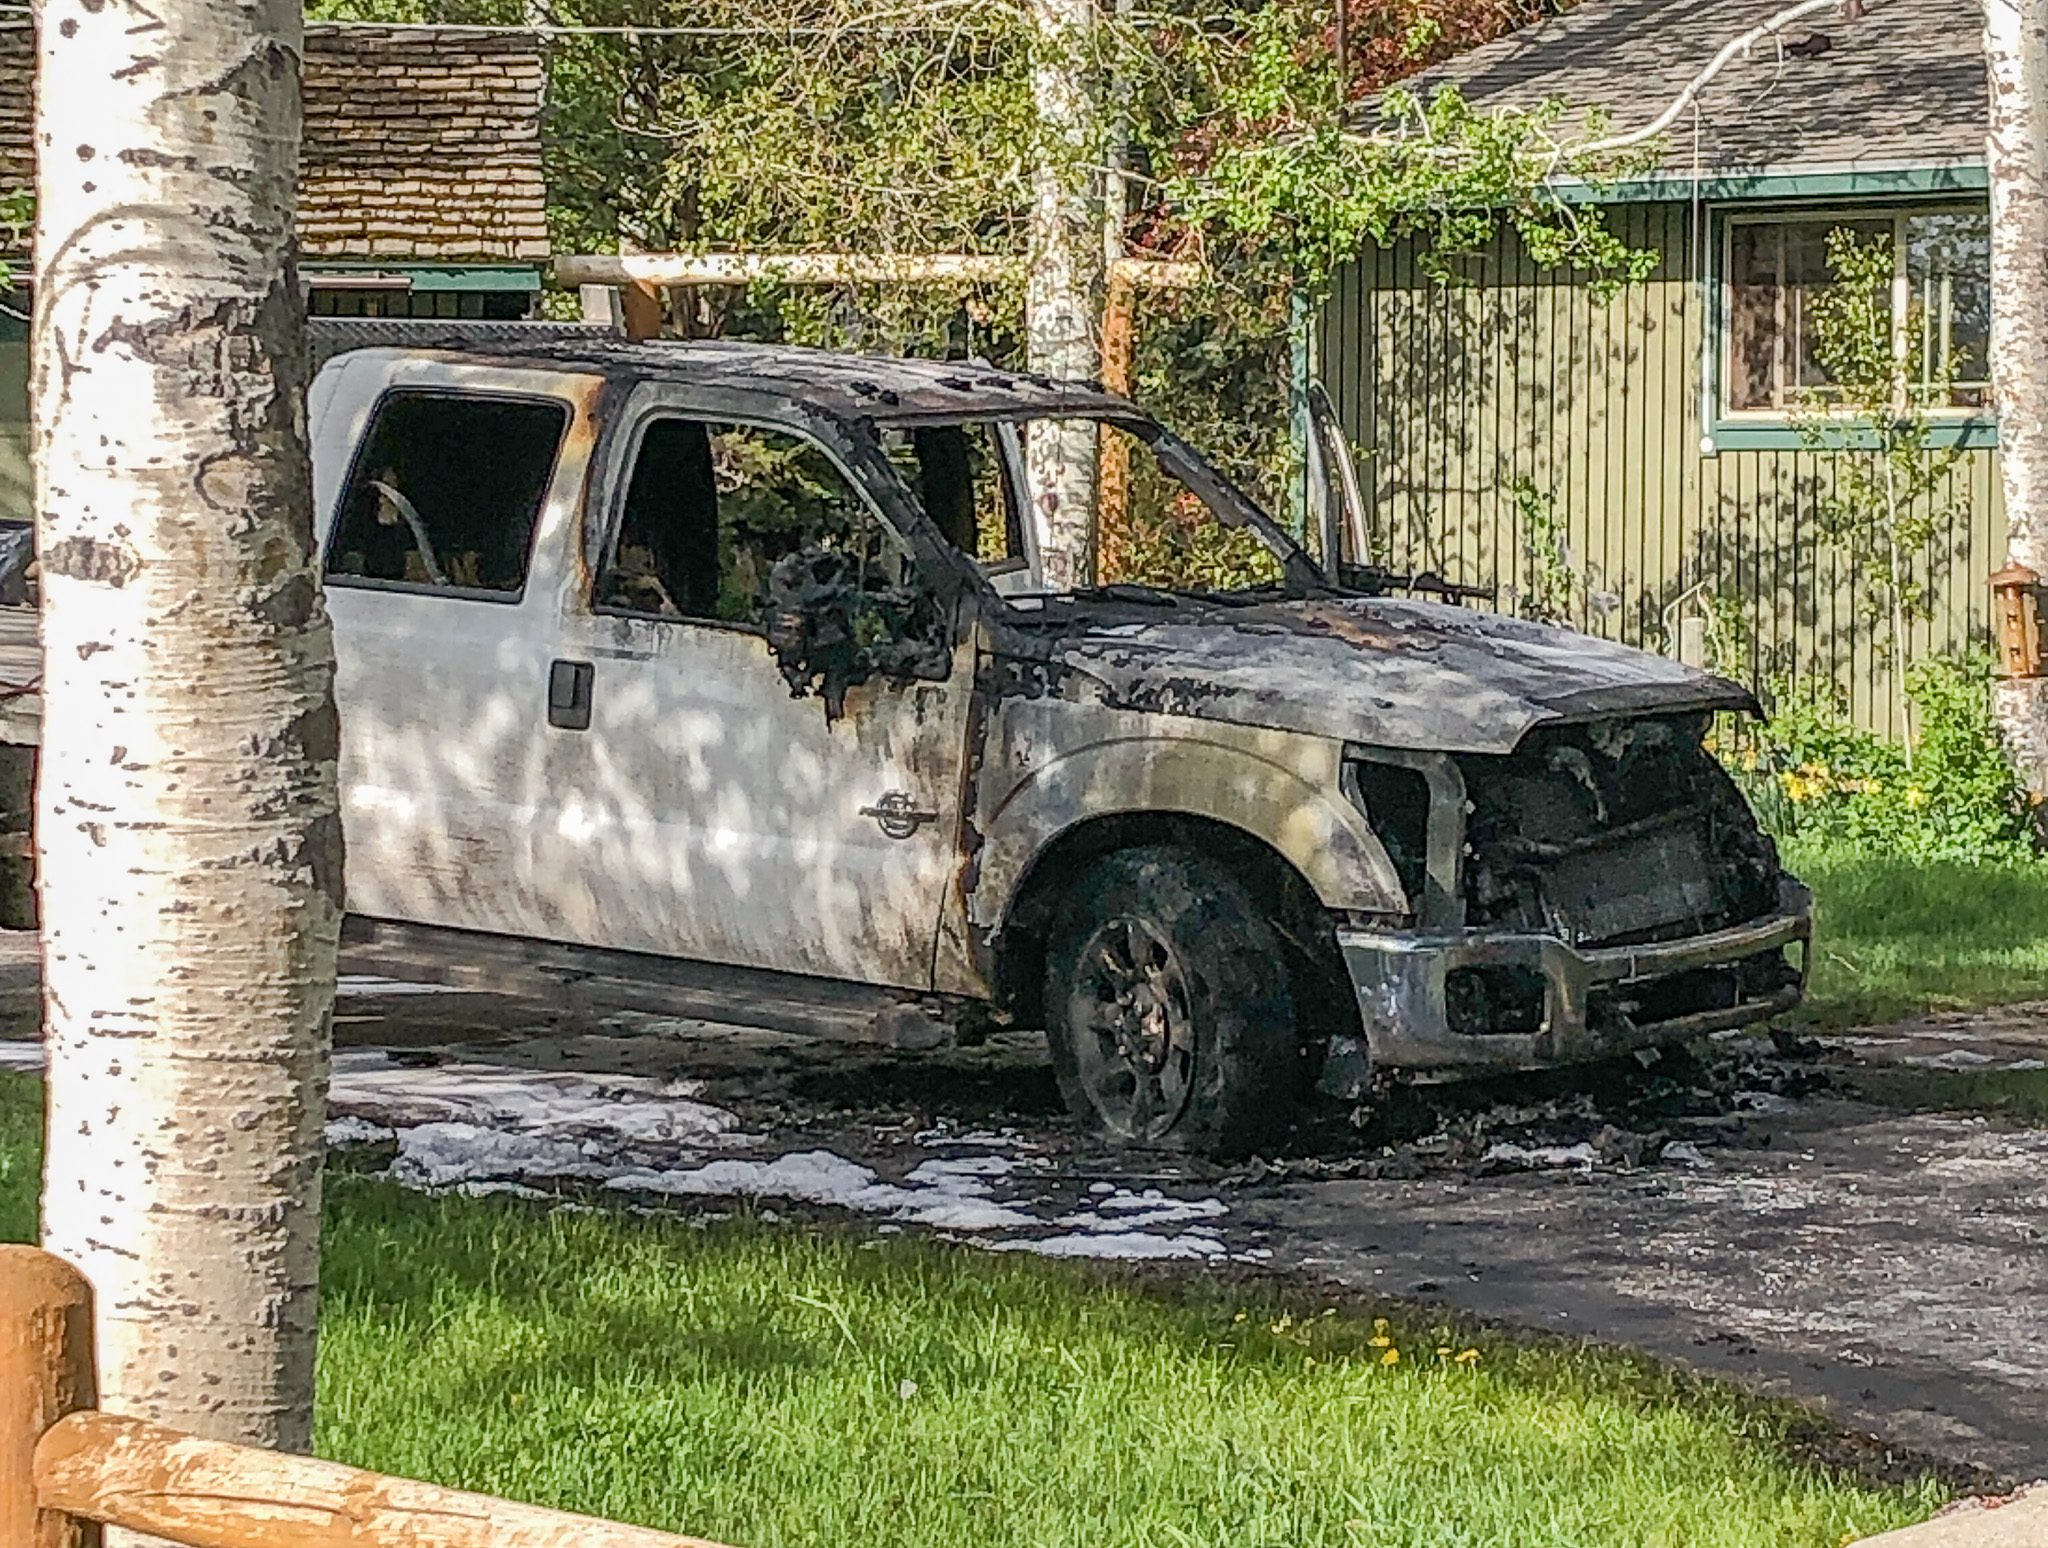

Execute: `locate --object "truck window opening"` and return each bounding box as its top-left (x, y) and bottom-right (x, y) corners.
top-left (881, 422), bottom-right (1024, 570)
top-left (599, 419), bottom-right (916, 627)
top-left (327, 391), bottom-right (565, 597)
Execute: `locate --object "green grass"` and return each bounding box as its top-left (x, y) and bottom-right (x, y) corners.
top-left (1838, 1065), bottom-right (2048, 1125)
top-left (0, 1071), bottom-right (1938, 1546)
top-left (1792, 842), bottom-right (2048, 1030)
top-left (0, 1063), bottom-right (37, 1244)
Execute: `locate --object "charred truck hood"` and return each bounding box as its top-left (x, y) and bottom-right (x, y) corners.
top-left (1024, 597), bottom-right (1753, 754)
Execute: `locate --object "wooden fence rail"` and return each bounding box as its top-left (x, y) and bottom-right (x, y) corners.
top-left (1, 1245), bottom-right (738, 1548)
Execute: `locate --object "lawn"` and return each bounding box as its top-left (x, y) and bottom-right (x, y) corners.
top-left (2, 1071), bottom-right (1938, 1548)
top-left (1790, 842), bottom-right (2048, 1030)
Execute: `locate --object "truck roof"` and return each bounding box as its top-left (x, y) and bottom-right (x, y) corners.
top-left (307, 321), bottom-right (1135, 425)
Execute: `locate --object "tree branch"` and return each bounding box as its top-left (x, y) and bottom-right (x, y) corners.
top-left (1570, 0), bottom-right (1874, 160)
top-left (1341, 0), bottom-right (1881, 168)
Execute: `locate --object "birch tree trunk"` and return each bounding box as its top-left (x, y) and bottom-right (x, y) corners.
top-left (1026, 0), bottom-right (1105, 590)
top-left (1987, 0), bottom-right (2048, 788)
top-left (33, 0), bottom-right (343, 1467)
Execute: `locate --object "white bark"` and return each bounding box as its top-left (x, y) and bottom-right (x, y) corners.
top-left (1026, 0), bottom-right (1105, 590)
top-left (34, 0), bottom-right (343, 1473)
top-left (1987, 0), bottom-right (2048, 787)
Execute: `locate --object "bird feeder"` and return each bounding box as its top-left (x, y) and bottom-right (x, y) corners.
top-left (1991, 562), bottom-right (2047, 679)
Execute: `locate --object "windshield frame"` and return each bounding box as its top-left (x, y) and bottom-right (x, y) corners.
top-left (873, 405), bottom-right (1323, 601)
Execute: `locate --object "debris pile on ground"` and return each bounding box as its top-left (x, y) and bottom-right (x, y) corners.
top-left (1231, 1038), bottom-right (1836, 1184)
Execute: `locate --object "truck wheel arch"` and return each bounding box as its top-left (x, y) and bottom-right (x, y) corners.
top-left (966, 733), bottom-right (1400, 1032)
top-left (969, 736), bottom-right (1406, 940)
top-left (987, 809), bottom-right (1366, 1047)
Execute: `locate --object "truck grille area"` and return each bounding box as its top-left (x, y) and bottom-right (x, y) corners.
top-left (1458, 714), bottom-right (1781, 948)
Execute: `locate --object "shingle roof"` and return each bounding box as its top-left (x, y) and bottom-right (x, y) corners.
top-left (1376, 0), bottom-right (1984, 178)
top-left (0, 22), bottom-right (549, 264)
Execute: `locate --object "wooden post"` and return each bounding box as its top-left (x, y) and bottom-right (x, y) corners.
top-left (620, 279), bottom-right (664, 343)
top-left (0, 1246), bottom-right (97, 1548)
top-left (1096, 265), bottom-right (1137, 581)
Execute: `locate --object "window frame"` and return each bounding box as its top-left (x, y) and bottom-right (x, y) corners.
top-left (590, 408), bottom-right (930, 637)
top-left (324, 385), bottom-right (570, 605)
top-left (1716, 202), bottom-right (1993, 425)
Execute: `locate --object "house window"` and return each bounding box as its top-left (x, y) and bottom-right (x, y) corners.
top-left (1722, 207), bottom-right (1991, 416)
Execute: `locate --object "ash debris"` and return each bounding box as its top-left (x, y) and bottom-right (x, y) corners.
top-left (1229, 1035), bottom-right (1835, 1186)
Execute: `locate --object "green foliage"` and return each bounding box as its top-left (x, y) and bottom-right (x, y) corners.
top-left (1162, 3), bottom-right (1663, 297)
top-left (1736, 653), bottom-right (2037, 864)
top-left (0, 190), bottom-right (30, 289)
top-left (1793, 227), bottom-right (1967, 739)
top-left (308, 0), bottom-right (1674, 561)
top-left (1506, 475), bottom-right (1581, 624)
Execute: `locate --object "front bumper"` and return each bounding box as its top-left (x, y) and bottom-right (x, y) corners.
top-left (1330, 876), bottom-right (1812, 1080)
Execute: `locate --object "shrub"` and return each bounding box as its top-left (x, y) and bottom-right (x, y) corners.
top-left (1729, 652), bottom-right (2038, 865)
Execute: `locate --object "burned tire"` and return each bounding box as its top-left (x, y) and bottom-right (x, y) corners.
top-left (1042, 845), bottom-right (1302, 1158)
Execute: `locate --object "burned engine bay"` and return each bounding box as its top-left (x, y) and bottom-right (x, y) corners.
top-left (1439, 714), bottom-right (1798, 1044)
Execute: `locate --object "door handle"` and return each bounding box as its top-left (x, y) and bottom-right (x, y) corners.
top-left (548, 659), bottom-right (594, 731)
top-left (861, 791), bottom-right (940, 839)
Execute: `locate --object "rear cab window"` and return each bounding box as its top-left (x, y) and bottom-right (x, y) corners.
top-left (327, 391), bottom-right (568, 599)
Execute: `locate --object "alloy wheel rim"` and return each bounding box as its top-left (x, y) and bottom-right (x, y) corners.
top-left (1067, 913), bottom-right (1196, 1140)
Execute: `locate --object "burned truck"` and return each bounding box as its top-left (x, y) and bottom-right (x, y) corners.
top-left (0, 333), bottom-right (1810, 1156)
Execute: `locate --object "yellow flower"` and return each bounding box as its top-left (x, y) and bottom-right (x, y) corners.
top-left (1905, 786), bottom-right (1928, 809)
top-left (1380, 1347), bottom-right (1401, 1366)
top-left (1453, 1349), bottom-right (1481, 1365)
top-left (1367, 1334), bottom-right (1392, 1348)
top-left (1435, 1346), bottom-right (1453, 1357)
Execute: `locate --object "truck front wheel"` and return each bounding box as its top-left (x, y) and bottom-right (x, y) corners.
top-left (1042, 845), bottom-right (1303, 1158)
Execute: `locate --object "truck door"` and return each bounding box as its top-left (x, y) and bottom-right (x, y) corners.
top-left (314, 356), bottom-right (599, 939)
top-left (530, 402), bottom-right (976, 991)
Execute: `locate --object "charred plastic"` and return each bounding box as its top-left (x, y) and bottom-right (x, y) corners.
top-left (1353, 713), bottom-right (1799, 1041)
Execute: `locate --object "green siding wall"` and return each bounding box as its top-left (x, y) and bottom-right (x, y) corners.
top-left (1313, 201), bottom-right (2006, 739)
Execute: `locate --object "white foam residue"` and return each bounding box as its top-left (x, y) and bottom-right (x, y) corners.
top-left (605, 1148), bottom-right (1039, 1233)
top-left (330, 1053), bottom-right (743, 1147)
top-left (0, 1039), bottom-right (43, 1071)
top-left (325, 1115), bottom-right (394, 1149)
top-left (1006, 1229), bottom-right (1228, 1262)
top-left (906, 1154), bottom-right (1016, 1183)
top-left (391, 1120), bottom-right (615, 1189)
top-left (1483, 1140), bottom-right (1601, 1172)
top-left (1902, 1050), bottom-right (1998, 1069)
top-left (1057, 1186), bottom-right (1227, 1232)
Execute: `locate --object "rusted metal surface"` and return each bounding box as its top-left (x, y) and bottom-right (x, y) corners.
top-left (317, 335), bottom-right (1134, 427)
top-left (966, 692), bottom-right (1410, 944)
top-left (1332, 879), bottom-right (1811, 1082)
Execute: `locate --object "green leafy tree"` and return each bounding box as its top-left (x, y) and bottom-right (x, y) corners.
top-left (309, 0), bottom-right (1673, 580)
